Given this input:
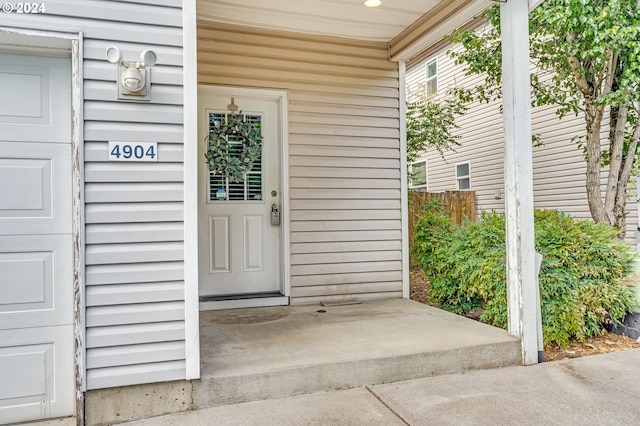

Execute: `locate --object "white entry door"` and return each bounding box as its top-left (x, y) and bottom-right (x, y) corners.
top-left (198, 91), bottom-right (282, 298)
top-left (0, 52), bottom-right (75, 423)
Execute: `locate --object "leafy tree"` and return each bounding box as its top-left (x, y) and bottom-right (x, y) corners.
top-left (406, 95), bottom-right (467, 164)
top-left (447, 0), bottom-right (640, 236)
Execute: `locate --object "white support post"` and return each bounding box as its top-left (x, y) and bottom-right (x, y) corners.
top-left (500, 0), bottom-right (539, 365)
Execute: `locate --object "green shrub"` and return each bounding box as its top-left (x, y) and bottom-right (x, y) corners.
top-left (415, 204), bottom-right (635, 346)
top-left (412, 198), bottom-right (455, 270)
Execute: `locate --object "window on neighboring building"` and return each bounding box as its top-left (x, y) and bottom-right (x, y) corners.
top-left (410, 160), bottom-right (428, 189)
top-left (456, 161), bottom-right (471, 190)
top-left (425, 58), bottom-right (438, 96)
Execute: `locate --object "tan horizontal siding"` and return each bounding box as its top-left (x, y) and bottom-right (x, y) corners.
top-left (198, 22), bottom-right (403, 303)
top-left (291, 240), bottom-right (402, 254)
top-left (291, 291), bottom-right (403, 306)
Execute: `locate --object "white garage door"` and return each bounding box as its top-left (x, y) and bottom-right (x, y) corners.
top-left (0, 52), bottom-right (75, 423)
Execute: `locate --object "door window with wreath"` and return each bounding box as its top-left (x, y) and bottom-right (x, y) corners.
top-left (205, 111), bottom-right (264, 202)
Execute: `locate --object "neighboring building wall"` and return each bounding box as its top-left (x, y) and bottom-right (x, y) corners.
top-left (198, 22), bottom-right (403, 304)
top-left (3, 1), bottom-right (188, 389)
top-left (406, 42), bottom-right (639, 244)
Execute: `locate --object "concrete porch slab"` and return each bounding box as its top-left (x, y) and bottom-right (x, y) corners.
top-left (193, 299), bottom-right (520, 408)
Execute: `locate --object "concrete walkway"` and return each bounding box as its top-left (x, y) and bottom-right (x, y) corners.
top-left (120, 348), bottom-right (640, 425)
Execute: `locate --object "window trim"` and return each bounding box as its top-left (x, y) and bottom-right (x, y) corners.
top-left (409, 159), bottom-right (428, 190)
top-left (425, 57), bottom-right (438, 97)
top-left (455, 161), bottom-right (471, 190)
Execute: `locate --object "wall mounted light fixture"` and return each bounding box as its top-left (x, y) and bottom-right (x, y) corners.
top-left (106, 46), bottom-right (157, 101)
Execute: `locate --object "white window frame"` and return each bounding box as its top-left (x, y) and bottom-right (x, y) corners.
top-left (409, 159), bottom-right (428, 190)
top-left (455, 161), bottom-right (471, 190)
top-left (425, 57), bottom-right (438, 97)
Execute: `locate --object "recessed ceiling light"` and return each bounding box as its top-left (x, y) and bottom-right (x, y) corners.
top-left (364, 0), bottom-right (382, 7)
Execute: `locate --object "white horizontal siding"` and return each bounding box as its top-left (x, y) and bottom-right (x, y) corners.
top-left (198, 22), bottom-right (403, 304)
top-left (84, 163), bottom-right (183, 182)
top-left (85, 183), bottom-right (184, 203)
top-left (86, 360), bottom-right (186, 390)
top-left (84, 61), bottom-right (183, 86)
top-left (2, 14), bottom-right (182, 46)
top-left (86, 321), bottom-right (185, 348)
top-left (3, 0), bottom-right (187, 390)
top-left (86, 282), bottom-right (185, 306)
top-left (84, 81), bottom-right (183, 105)
top-left (83, 101), bottom-right (183, 123)
top-left (86, 341), bottom-right (186, 369)
top-left (85, 202), bottom-right (183, 223)
top-left (86, 301), bottom-right (184, 327)
top-left (407, 40), bottom-right (638, 245)
top-left (85, 262), bottom-right (184, 286)
top-left (84, 122), bottom-right (184, 143)
top-left (86, 223), bottom-right (184, 244)
top-left (85, 242), bottom-right (184, 265)
top-left (83, 39), bottom-right (183, 67)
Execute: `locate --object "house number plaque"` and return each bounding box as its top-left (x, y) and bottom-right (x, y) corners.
top-left (109, 141), bottom-right (158, 162)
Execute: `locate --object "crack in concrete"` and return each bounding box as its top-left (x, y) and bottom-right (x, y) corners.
top-left (365, 386), bottom-right (411, 426)
top-left (558, 364), bottom-right (640, 400)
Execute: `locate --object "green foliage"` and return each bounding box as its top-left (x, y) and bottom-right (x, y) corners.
top-left (406, 96), bottom-right (468, 163)
top-left (448, 1), bottom-right (640, 117)
top-left (446, 1), bottom-right (640, 233)
top-left (205, 112), bottom-right (263, 183)
top-left (412, 198), bottom-right (454, 270)
top-left (415, 204), bottom-right (635, 346)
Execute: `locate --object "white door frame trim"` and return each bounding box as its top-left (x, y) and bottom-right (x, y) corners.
top-left (195, 85), bottom-right (291, 310)
top-left (0, 25), bottom-right (85, 418)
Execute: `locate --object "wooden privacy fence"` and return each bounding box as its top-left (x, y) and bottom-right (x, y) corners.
top-left (408, 190), bottom-right (477, 250)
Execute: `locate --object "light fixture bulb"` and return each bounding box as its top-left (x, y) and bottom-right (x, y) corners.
top-left (121, 66), bottom-right (145, 92)
top-left (364, 0), bottom-right (382, 7)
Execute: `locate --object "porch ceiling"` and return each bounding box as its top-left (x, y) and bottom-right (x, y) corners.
top-left (196, 0), bottom-right (492, 59)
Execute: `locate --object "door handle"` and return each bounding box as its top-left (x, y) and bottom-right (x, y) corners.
top-left (271, 204), bottom-right (281, 226)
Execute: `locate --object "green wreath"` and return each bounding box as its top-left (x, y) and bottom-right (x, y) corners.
top-left (205, 112), bottom-right (263, 183)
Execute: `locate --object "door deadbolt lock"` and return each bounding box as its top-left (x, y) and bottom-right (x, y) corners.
top-left (271, 204), bottom-right (281, 226)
